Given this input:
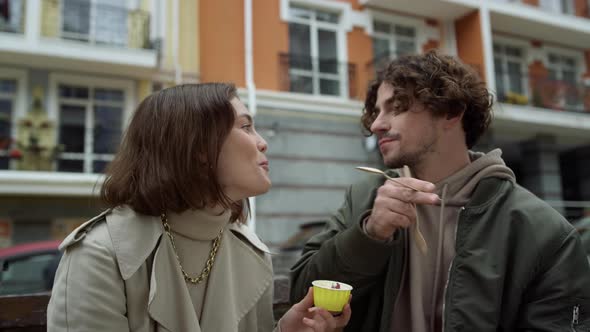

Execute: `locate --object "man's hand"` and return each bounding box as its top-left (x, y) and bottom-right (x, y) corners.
top-left (365, 177), bottom-right (439, 241)
top-left (279, 287), bottom-right (351, 332)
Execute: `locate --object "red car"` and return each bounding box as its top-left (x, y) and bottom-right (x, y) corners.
top-left (0, 240), bottom-right (62, 295)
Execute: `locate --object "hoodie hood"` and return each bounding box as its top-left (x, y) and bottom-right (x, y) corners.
top-left (392, 148), bottom-right (516, 332)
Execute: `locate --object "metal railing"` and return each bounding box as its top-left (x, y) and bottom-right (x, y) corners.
top-left (0, 0), bottom-right (25, 34)
top-left (278, 53), bottom-right (357, 98)
top-left (41, 0), bottom-right (153, 49)
top-left (495, 70), bottom-right (590, 113)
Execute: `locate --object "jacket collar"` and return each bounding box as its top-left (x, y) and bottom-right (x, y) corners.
top-left (105, 206), bottom-right (272, 332)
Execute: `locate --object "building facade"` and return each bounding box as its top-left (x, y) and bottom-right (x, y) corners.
top-left (0, 0), bottom-right (198, 246)
top-left (199, 0), bottom-right (590, 250)
top-left (0, 0), bottom-right (589, 252)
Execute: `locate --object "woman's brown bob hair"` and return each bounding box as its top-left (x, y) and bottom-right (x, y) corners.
top-left (101, 83), bottom-right (248, 223)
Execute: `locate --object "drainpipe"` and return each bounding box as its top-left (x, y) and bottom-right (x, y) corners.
top-left (245, 0), bottom-right (257, 232)
top-left (173, 0), bottom-right (182, 84)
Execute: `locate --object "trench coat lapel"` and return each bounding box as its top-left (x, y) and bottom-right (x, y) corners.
top-left (199, 225), bottom-right (273, 331)
top-left (148, 235), bottom-right (202, 332)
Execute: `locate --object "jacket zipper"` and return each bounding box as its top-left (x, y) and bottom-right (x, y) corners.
top-left (442, 206), bottom-right (465, 332)
top-left (571, 304), bottom-right (579, 331)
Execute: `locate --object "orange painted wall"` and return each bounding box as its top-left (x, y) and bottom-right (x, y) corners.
top-left (336, 0), bottom-right (363, 10)
top-left (422, 40), bottom-right (440, 53)
top-left (199, 0), bottom-right (245, 86)
top-left (253, 0), bottom-right (289, 91)
top-left (575, 0), bottom-right (589, 18)
top-left (454, 11), bottom-right (486, 82)
top-left (347, 27), bottom-right (373, 100)
top-left (584, 50), bottom-right (590, 78)
top-left (522, 0), bottom-right (539, 6)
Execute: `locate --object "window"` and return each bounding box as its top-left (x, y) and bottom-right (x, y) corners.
top-left (0, 79), bottom-right (16, 169)
top-left (540, 0), bottom-right (575, 14)
top-left (372, 20), bottom-right (417, 67)
top-left (57, 84), bottom-right (124, 173)
top-left (493, 43), bottom-right (527, 100)
top-left (287, 5), bottom-right (344, 97)
top-left (62, 0), bottom-right (128, 46)
top-left (547, 52), bottom-right (580, 108)
top-left (0, 0), bottom-right (23, 33)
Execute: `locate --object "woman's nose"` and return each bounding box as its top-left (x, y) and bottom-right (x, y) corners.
top-left (257, 134), bottom-right (268, 153)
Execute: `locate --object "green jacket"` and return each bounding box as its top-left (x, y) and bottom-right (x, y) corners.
top-left (290, 173), bottom-right (590, 331)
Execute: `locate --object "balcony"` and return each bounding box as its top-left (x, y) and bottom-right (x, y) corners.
top-left (0, 0), bottom-right (25, 34)
top-left (0, 0), bottom-right (158, 77)
top-left (40, 0), bottom-right (153, 50)
top-left (359, 0), bottom-right (478, 20)
top-left (496, 70), bottom-right (590, 114)
top-left (278, 53), bottom-right (357, 99)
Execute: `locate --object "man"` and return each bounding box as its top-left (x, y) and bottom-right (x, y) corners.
top-left (290, 51), bottom-right (590, 331)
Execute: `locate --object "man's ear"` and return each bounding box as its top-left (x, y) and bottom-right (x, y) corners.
top-left (443, 111), bottom-right (464, 130)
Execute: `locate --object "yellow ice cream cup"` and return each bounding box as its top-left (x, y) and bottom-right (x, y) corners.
top-left (312, 280), bottom-right (353, 313)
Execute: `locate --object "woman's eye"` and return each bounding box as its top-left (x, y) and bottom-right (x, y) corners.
top-left (241, 124), bottom-right (253, 131)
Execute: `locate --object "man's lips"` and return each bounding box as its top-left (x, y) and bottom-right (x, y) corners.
top-left (378, 138), bottom-right (396, 148)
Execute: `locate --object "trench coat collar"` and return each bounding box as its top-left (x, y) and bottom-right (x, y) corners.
top-left (104, 206), bottom-right (272, 332)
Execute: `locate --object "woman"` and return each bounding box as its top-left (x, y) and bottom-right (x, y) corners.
top-left (47, 83), bottom-right (350, 331)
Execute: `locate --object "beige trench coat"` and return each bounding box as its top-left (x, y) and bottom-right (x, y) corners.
top-left (47, 206), bottom-right (276, 332)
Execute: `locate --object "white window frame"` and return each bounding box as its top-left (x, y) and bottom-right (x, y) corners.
top-left (367, 11), bottom-right (438, 67)
top-left (371, 20), bottom-right (419, 62)
top-left (48, 73), bottom-right (134, 174)
top-left (283, 0), bottom-right (350, 99)
top-left (492, 39), bottom-right (529, 99)
top-left (58, 0), bottom-right (137, 46)
top-left (544, 47), bottom-right (585, 110)
top-left (0, 67), bottom-right (27, 169)
top-left (540, 0), bottom-right (575, 14)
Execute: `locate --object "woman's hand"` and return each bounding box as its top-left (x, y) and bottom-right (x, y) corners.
top-left (279, 287), bottom-right (351, 332)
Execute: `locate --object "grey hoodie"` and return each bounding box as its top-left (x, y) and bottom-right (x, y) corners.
top-left (391, 149), bottom-right (516, 332)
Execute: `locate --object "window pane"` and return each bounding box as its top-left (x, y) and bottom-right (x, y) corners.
top-left (62, 0), bottom-right (91, 40)
top-left (93, 160), bottom-right (109, 173)
top-left (320, 79), bottom-right (339, 96)
top-left (0, 157), bottom-right (8, 170)
top-left (0, 79), bottom-right (16, 94)
top-left (289, 75), bottom-right (313, 94)
top-left (59, 85), bottom-right (89, 99)
top-left (94, 88), bottom-right (124, 102)
top-left (548, 54), bottom-right (559, 64)
top-left (395, 25), bottom-right (415, 38)
top-left (396, 39), bottom-right (415, 56)
top-left (95, 1), bottom-right (127, 46)
top-left (93, 105), bottom-right (122, 154)
top-left (373, 21), bottom-right (390, 34)
top-left (548, 69), bottom-right (558, 81)
top-left (505, 46), bottom-right (522, 57)
top-left (289, 23), bottom-right (311, 64)
top-left (318, 29), bottom-right (337, 74)
top-left (316, 10), bottom-right (338, 23)
top-left (373, 38), bottom-right (390, 61)
top-left (0, 254), bottom-right (56, 295)
top-left (507, 62), bottom-right (523, 94)
top-left (289, 5), bottom-right (311, 19)
top-left (59, 104), bottom-right (86, 153)
top-left (57, 159), bottom-right (84, 172)
top-left (0, 99), bottom-right (13, 139)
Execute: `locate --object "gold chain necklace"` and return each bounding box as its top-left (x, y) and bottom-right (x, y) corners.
top-left (160, 213), bottom-right (224, 284)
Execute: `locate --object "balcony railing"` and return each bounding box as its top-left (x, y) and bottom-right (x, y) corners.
top-left (41, 0), bottom-right (153, 49)
top-left (496, 70), bottom-right (590, 113)
top-left (279, 53), bottom-right (357, 98)
top-left (0, 0), bottom-right (25, 34)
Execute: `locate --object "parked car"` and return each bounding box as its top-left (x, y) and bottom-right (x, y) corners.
top-left (0, 240), bottom-right (61, 296)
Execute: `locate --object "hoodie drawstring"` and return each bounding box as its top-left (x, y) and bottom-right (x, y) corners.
top-left (430, 183), bottom-right (448, 330)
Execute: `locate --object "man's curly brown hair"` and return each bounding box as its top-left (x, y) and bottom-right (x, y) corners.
top-left (362, 51), bottom-right (493, 149)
